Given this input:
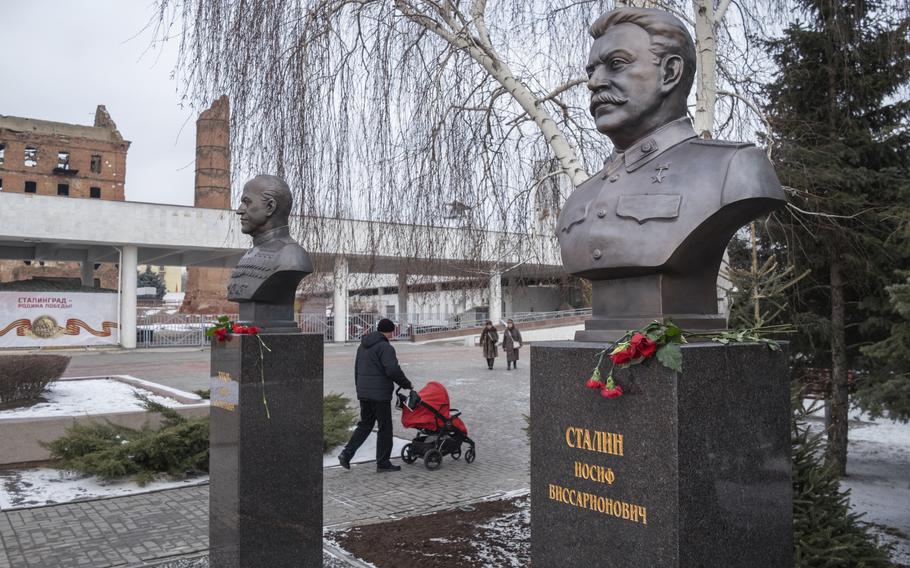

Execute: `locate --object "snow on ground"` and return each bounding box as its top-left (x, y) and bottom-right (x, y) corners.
top-left (0, 378), bottom-right (188, 418)
top-left (0, 468), bottom-right (208, 510)
top-left (323, 434), bottom-right (410, 468)
top-left (472, 495), bottom-right (530, 568)
top-left (804, 399), bottom-right (910, 564)
top-left (0, 434), bottom-right (409, 509)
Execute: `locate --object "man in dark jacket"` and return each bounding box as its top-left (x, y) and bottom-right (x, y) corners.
top-left (338, 318), bottom-right (413, 472)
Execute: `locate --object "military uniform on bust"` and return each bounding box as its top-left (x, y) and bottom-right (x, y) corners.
top-left (227, 175), bottom-right (313, 333)
top-left (557, 118), bottom-right (784, 339)
top-left (557, 8), bottom-right (786, 341)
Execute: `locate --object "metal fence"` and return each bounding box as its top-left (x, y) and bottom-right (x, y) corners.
top-left (136, 313), bottom-right (212, 348)
top-left (134, 308), bottom-right (591, 347)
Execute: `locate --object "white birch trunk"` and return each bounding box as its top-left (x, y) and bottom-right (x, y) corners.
top-left (693, 0), bottom-right (717, 139)
top-left (396, 2), bottom-right (590, 187)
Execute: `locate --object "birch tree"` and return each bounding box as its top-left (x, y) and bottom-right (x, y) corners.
top-left (153, 1), bottom-right (781, 239)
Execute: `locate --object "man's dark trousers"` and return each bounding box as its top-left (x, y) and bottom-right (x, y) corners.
top-left (343, 399), bottom-right (393, 467)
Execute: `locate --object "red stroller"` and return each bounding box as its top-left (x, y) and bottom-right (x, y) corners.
top-left (397, 381), bottom-right (476, 470)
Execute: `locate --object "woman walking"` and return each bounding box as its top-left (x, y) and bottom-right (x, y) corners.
top-left (480, 320), bottom-right (499, 370)
top-left (502, 319), bottom-right (523, 370)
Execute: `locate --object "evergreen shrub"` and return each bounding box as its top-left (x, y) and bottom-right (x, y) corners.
top-left (44, 395), bottom-right (208, 485)
top-left (46, 393), bottom-right (359, 483)
top-left (0, 355), bottom-right (69, 407)
top-left (792, 391), bottom-right (894, 567)
top-left (324, 392), bottom-right (358, 452)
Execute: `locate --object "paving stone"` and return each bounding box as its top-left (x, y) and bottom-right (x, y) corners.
top-left (0, 343), bottom-right (531, 566)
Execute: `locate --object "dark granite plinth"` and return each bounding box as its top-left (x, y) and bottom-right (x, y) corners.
top-left (209, 333), bottom-right (323, 568)
top-left (530, 341), bottom-right (791, 567)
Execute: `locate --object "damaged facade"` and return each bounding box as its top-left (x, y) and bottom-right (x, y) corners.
top-left (0, 106), bottom-right (130, 288)
top-left (180, 95), bottom-right (235, 314)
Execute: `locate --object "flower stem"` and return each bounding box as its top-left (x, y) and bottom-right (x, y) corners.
top-left (257, 335), bottom-right (272, 420)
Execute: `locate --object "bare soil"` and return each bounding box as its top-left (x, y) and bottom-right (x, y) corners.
top-left (332, 495), bottom-right (530, 568)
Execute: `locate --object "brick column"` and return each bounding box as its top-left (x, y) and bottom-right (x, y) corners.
top-left (181, 96), bottom-right (235, 314)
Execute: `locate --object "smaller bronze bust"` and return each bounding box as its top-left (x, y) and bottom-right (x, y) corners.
top-left (227, 175), bottom-right (313, 332)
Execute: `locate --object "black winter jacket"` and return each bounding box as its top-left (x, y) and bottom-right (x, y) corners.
top-left (354, 331), bottom-right (412, 401)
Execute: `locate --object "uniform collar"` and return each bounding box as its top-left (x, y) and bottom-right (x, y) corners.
top-left (252, 225), bottom-right (291, 246)
top-left (603, 117), bottom-right (697, 176)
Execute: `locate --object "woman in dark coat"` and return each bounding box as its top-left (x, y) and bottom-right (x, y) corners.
top-left (480, 320), bottom-right (499, 370)
top-left (502, 319), bottom-right (523, 370)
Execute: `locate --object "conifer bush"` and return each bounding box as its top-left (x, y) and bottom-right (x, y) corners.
top-left (324, 392), bottom-right (358, 452)
top-left (44, 395), bottom-right (208, 485)
top-left (46, 393), bottom-right (359, 483)
top-left (792, 392), bottom-right (894, 567)
top-left (0, 355), bottom-right (69, 408)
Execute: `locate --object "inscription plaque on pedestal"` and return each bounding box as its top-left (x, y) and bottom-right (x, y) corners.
top-left (530, 341), bottom-right (792, 567)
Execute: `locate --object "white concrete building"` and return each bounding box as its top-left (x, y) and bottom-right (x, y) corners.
top-left (0, 192), bottom-right (564, 347)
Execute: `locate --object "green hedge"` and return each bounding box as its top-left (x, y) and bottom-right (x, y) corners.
top-left (0, 355), bottom-right (69, 408)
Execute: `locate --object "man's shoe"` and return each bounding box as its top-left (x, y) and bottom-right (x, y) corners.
top-left (338, 453), bottom-right (351, 470)
top-left (376, 464), bottom-right (402, 472)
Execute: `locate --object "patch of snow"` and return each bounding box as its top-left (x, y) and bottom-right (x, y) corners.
top-left (0, 468), bottom-right (207, 510)
top-left (0, 378), bottom-right (194, 419)
top-left (323, 434), bottom-right (410, 468)
top-left (1, 437), bottom-right (412, 510)
top-left (802, 398), bottom-right (910, 565)
top-left (472, 495), bottom-right (530, 568)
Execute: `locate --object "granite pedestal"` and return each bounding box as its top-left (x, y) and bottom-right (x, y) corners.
top-left (530, 341), bottom-right (792, 567)
top-left (209, 333), bottom-right (323, 568)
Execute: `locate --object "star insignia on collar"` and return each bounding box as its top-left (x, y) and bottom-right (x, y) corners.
top-left (651, 163), bottom-right (671, 184)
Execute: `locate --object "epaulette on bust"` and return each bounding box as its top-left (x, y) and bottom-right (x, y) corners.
top-left (690, 139), bottom-right (754, 149)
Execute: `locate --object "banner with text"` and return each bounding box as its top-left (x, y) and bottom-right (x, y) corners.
top-left (0, 292), bottom-right (120, 348)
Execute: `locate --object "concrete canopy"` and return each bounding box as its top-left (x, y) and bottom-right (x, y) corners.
top-left (0, 192), bottom-right (565, 347)
top-left (0, 192), bottom-right (563, 277)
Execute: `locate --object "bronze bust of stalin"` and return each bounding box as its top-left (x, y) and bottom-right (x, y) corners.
top-left (227, 175), bottom-right (313, 332)
top-left (558, 8), bottom-right (786, 341)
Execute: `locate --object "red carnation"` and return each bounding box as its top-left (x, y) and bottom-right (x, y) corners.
top-left (248, 326), bottom-right (260, 334)
top-left (232, 323), bottom-right (243, 334)
top-left (629, 333), bottom-right (657, 359)
top-left (601, 385), bottom-right (624, 399)
top-left (586, 378), bottom-right (602, 389)
top-left (215, 327), bottom-right (228, 342)
top-left (610, 347), bottom-right (633, 365)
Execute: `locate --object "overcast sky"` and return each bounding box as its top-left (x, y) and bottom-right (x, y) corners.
top-left (0, 1), bottom-right (196, 206)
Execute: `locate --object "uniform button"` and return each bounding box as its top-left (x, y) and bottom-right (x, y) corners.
top-left (609, 174), bottom-right (619, 183)
top-left (596, 209), bottom-right (606, 218)
top-left (592, 249), bottom-right (603, 260)
top-left (641, 141), bottom-right (654, 153)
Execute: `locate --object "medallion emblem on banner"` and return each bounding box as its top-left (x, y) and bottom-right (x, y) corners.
top-left (29, 315), bottom-right (62, 338)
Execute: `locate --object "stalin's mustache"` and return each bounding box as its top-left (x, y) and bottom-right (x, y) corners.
top-left (590, 91), bottom-right (629, 114)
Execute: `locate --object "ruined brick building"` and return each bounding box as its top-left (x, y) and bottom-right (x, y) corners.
top-left (180, 95), bottom-right (235, 314)
top-left (0, 106), bottom-right (129, 288)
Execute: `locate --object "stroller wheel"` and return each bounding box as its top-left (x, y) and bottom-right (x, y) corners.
top-left (424, 449), bottom-right (443, 471)
top-left (451, 449), bottom-right (461, 460)
top-left (401, 443), bottom-right (418, 464)
top-left (464, 448), bottom-right (476, 464)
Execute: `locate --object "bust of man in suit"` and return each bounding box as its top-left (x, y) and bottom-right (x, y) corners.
top-left (557, 8), bottom-right (786, 341)
top-left (227, 175), bottom-right (313, 332)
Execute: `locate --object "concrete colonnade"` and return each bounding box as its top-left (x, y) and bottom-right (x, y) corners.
top-left (119, 245), bottom-right (138, 349)
top-left (333, 256), bottom-right (349, 343)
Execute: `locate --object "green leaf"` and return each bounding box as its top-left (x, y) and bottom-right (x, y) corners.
top-left (218, 315), bottom-right (230, 323)
top-left (664, 323), bottom-right (683, 339)
top-left (656, 343), bottom-right (683, 373)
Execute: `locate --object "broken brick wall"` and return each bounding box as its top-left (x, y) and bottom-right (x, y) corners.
top-left (180, 96), bottom-right (236, 314)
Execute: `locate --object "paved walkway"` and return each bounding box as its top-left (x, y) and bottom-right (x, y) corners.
top-left (1, 342), bottom-right (532, 567)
